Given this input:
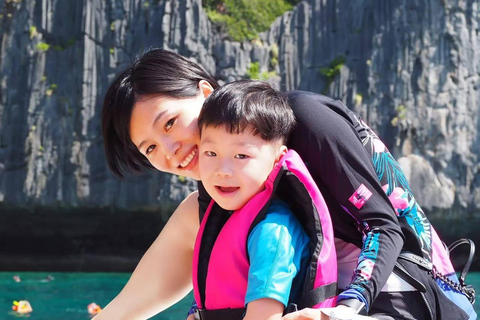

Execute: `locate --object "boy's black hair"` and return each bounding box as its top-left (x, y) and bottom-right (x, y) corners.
top-left (198, 80), bottom-right (295, 144)
top-left (102, 48), bottom-right (219, 178)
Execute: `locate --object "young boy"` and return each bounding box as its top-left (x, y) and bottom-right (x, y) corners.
top-left (190, 80), bottom-right (337, 320)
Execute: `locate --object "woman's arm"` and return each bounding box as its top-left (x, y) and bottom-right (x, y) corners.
top-left (243, 298), bottom-right (284, 320)
top-left (93, 191), bottom-right (200, 320)
top-left (286, 92), bottom-right (404, 311)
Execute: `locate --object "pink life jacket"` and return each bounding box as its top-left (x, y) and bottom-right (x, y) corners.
top-left (192, 150), bottom-right (337, 319)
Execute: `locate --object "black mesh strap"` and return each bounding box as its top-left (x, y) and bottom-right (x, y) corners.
top-left (194, 308), bottom-right (246, 320)
top-left (296, 282), bottom-right (337, 310)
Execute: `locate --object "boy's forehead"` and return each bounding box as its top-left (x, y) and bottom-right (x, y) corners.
top-left (201, 125), bottom-right (257, 145)
top-left (201, 124), bottom-right (255, 136)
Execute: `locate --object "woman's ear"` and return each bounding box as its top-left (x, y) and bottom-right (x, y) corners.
top-left (199, 80), bottom-right (214, 98)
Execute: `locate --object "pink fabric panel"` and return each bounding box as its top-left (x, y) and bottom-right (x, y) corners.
top-left (283, 151), bottom-right (337, 293)
top-left (431, 227), bottom-right (455, 275)
top-left (192, 200), bottom-right (216, 309)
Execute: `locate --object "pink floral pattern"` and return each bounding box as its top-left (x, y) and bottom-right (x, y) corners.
top-left (382, 184), bottom-right (409, 214)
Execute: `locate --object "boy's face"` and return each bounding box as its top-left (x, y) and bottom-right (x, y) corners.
top-left (199, 125), bottom-right (286, 211)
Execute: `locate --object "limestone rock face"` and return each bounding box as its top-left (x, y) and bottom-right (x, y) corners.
top-left (0, 0), bottom-right (479, 218)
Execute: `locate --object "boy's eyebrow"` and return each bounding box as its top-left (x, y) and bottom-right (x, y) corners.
top-left (137, 110), bottom-right (167, 150)
top-left (200, 136), bottom-right (215, 145)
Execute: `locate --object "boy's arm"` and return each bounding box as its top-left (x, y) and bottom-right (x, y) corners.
top-left (243, 298), bottom-right (285, 320)
top-left (93, 191), bottom-right (200, 320)
top-left (245, 201), bottom-right (309, 320)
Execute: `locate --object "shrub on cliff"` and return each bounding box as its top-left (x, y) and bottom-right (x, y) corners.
top-left (203, 0), bottom-right (300, 41)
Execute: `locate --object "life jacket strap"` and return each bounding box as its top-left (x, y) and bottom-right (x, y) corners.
top-left (295, 282), bottom-right (337, 310)
top-left (194, 307), bottom-right (246, 320)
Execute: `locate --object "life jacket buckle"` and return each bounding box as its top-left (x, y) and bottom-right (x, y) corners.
top-left (283, 303), bottom-right (298, 315)
top-left (194, 308), bottom-right (203, 320)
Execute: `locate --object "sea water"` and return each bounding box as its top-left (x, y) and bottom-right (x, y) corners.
top-left (0, 272), bottom-right (479, 319)
top-left (0, 272), bottom-right (191, 320)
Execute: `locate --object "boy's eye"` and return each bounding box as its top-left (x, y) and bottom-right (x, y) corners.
top-left (235, 154), bottom-right (248, 159)
top-left (205, 151), bottom-right (216, 157)
top-left (165, 118), bottom-right (175, 131)
top-left (146, 145), bottom-right (155, 155)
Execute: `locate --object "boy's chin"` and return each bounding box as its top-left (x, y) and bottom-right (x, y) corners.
top-left (217, 202), bottom-right (244, 211)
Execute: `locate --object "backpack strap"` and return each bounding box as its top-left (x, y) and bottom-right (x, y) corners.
top-left (448, 238), bottom-right (475, 287)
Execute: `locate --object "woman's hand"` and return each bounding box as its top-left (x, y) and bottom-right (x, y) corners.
top-left (281, 308), bottom-right (322, 320)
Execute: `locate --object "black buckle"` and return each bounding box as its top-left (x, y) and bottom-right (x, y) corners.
top-left (283, 303), bottom-right (298, 315)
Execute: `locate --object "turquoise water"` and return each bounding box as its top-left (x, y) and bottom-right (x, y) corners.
top-left (1, 272), bottom-right (479, 319)
top-left (0, 272), bottom-right (192, 320)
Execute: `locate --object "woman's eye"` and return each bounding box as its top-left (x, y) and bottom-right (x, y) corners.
top-left (235, 154), bottom-right (248, 159)
top-left (165, 118), bottom-right (175, 131)
top-left (146, 145), bottom-right (155, 155)
top-left (205, 151), bottom-right (216, 157)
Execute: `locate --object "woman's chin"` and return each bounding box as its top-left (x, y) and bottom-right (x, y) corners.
top-left (177, 168), bottom-right (200, 181)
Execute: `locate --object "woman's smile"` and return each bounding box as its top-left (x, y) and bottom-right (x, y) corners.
top-left (178, 147), bottom-right (198, 169)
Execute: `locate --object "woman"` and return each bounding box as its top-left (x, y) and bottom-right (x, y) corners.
top-left (97, 48), bottom-right (475, 320)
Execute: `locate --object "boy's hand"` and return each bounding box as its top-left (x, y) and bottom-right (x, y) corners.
top-left (186, 314), bottom-right (195, 320)
top-left (282, 305), bottom-right (359, 320)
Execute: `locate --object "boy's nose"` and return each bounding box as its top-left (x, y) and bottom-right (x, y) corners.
top-left (216, 161), bottom-right (233, 177)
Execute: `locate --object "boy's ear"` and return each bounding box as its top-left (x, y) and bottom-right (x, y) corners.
top-left (199, 80), bottom-right (214, 98)
top-left (276, 145), bottom-right (288, 161)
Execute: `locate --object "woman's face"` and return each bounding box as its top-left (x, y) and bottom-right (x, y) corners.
top-left (129, 83), bottom-right (212, 180)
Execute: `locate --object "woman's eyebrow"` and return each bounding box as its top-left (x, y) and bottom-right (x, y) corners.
top-left (137, 110), bottom-right (167, 150)
top-left (152, 109), bottom-right (167, 127)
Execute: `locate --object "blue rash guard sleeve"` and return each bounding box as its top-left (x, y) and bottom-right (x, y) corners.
top-left (245, 199), bottom-right (310, 308)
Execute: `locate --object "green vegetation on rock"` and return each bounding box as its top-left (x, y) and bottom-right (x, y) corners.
top-left (354, 93), bottom-right (363, 106)
top-left (246, 61), bottom-right (260, 79)
top-left (246, 61), bottom-right (278, 81)
top-left (270, 43), bottom-right (279, 68)
top-left (319, 56), bottom-right (345, 93)
top-left (29, 26), bottom-right (38, 39)
top-left (178, 176), bottom-right (187, 184)
top-left (203, 0), bottom-right (300, 41)
top-left (36, 42), bottom-right (50, 52)
top-left (45, 83), bottom-right (58, 96)
top-left (391, 104), bottom-right (407, 126)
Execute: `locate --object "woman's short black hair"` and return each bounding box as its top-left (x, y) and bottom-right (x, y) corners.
top-left (102, 49), bottom-right (219, 178)
top-left (198, 80), bottom-right (295, 144)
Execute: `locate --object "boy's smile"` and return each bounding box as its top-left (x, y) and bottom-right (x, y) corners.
top-left (199, 125), bottom-right (286, 211)
top-left (215, 186), bottom-right (240, 195)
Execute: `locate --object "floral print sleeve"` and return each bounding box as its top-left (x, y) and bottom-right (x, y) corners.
top-left (286, 91), bottom-right (406, 311)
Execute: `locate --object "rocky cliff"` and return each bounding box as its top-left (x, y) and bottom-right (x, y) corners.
top-left (0, 0), bottom-right (479, 268)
